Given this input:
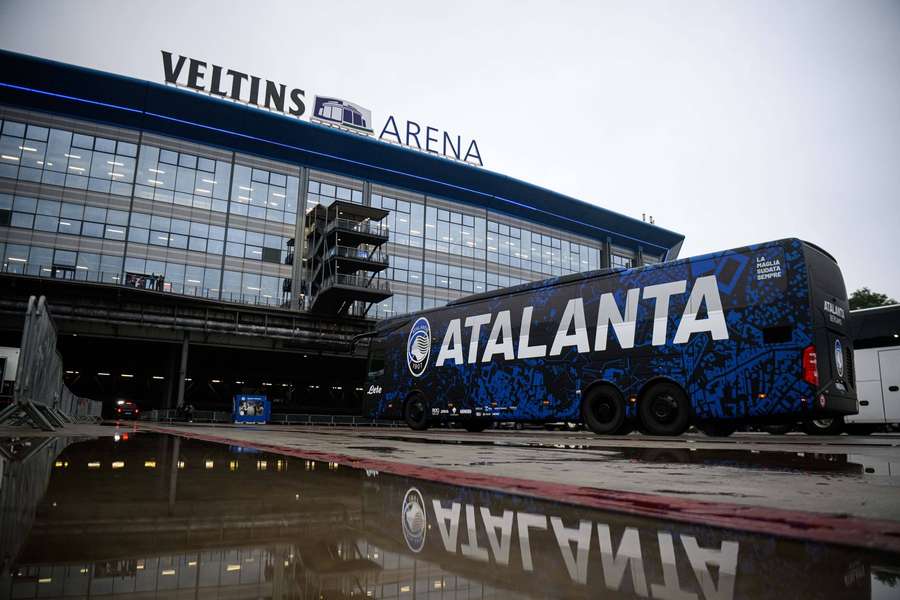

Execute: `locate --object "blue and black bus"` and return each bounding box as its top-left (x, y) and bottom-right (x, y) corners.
top-left (361, 239), bottom-right (857, 436)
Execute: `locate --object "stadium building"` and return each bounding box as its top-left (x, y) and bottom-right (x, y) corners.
top-left (0, 50), bottom-right (684, 413)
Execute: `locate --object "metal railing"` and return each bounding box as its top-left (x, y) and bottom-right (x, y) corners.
top-left (328, 218), bottom-right (389, 238)
top-left (0, 295), bottom-right (102, 430)
top-left (141, 409), bottom-right (401, 427)
top-left (326, 245), bottom-right (389, 264)
top-left (0, 263), bottom-right (290, 309)
top-left (320, 273), bottom-right (392, 292)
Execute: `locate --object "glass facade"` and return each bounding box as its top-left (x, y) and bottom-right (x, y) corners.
top-left (1, 106), bottom-right (643, 317)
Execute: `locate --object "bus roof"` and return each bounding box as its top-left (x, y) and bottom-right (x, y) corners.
top-left (849, 303), bottom-right (900, 344)
top-left (801, 240), bottom-right (838, 263)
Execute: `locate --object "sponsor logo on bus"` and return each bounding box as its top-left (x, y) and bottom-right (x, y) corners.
top-left (407, 317), bottom-right (432, 377)
top-left (401, 487), bottom-right (427, 553)
top-left (435, 275), bottom-right (728, 366)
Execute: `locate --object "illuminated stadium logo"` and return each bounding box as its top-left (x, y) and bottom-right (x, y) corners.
top-left (401, 487), bottom-right (427, 553)
top-left (311, 96), bottom-right (374, 134)
top-left (407, 317), bottom-right (431, 378)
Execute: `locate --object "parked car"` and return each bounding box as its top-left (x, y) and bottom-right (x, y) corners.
top-left (113, 399), bottom-right (140, 419)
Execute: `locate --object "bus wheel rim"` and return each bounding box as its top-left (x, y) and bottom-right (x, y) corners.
top-left (594, 397), bottom-right (616, 423)
top-left (409, 399), bottom-right (425, 422)
top-left (813, 418), bottom-right (833, 428)
top-left (651, 394), bottom-right (678, 423)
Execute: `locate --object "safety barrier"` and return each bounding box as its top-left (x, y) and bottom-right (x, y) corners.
top-left (0, 296), bottom-right (102, 431)
top-left (140, 409), bottom-right (401, 427)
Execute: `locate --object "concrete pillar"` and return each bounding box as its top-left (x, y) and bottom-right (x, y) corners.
top-left (164, 343), bottom-right (179, 409)
top-left (175, 336), bottom-right (189, 408)
top-left (603, 236), bottom-right (612, 269)
top-left (363, 180), bottom-right (372, 206)
top-left (290, 166), bottom-right (309, 311)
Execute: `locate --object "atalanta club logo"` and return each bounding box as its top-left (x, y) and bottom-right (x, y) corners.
top-left (401, 487), bottom-right (427, 553)
top-left (834, 339), bottom-right (844, 378)
top-left (407, 317), bottom-right (431, 377)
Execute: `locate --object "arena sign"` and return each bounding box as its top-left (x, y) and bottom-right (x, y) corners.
top-left (160, 51), bottom-right (483, 166)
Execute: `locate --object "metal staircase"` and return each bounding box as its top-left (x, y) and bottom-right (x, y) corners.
top-left (304, 201), bottom-right (392, 315)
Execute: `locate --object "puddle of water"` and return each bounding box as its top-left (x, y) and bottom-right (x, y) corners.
top-left (347, 446), bottom-right (399, 454)
top-left (0, 433), bottom-right (898, 599)
top-left (357, 434), bottom-right (900, 477)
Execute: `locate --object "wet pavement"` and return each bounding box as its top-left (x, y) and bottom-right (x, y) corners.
top-left (119, 423), bottom-right (900, 523)
top-left (1, 432), bottom-right (899, 599)
top-left (344, 433), bottom-right (900, 477)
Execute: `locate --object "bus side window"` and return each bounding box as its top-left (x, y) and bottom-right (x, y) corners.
top-left (367, 342), bottom-right (385, 378)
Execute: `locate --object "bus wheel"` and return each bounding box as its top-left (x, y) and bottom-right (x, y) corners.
top-left (697, 422), bottom-right (737, 437)
top-left (638, 382), bottom-right (691, 436)
top-left (581, 385), bottom-right (626, 435)
top-left (762, 423), bottom-right (795, 435)
top-left (801, 417), bottom-right (844, 435)
top-left (463, 421), bottom-right (489, 433)
top-left (404, 394), bottom-right (430, 431)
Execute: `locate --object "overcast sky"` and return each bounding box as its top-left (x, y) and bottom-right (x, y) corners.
top-left (2, 0), bottom-right (898, 298)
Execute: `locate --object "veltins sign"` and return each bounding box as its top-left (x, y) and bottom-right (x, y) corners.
top-left (161, 51), bottom-right (483, 166)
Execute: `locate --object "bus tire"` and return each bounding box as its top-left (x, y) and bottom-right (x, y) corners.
top-left (638, 382), bottom-right (691, 436)
top-left (463, 421), bottom-right (489, 433)
top-left (697, 422), bottom-right (737, 437)
top-left (762, 423), bottom-right (795, 435)
top-left (581, 384), bottom-right (626, 435)
top-left (404, 394), bottom-right (430, 431)
top-left (801, 416), bottom-right (844, 436)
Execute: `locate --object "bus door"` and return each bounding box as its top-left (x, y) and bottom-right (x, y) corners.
top-left (879, 349), bottom-right (900, 423)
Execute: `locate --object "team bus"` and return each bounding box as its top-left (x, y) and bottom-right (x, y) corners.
top-left (361, 238), bottom-right (857, 436)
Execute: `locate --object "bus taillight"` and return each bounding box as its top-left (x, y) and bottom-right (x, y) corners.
top-left (803, 345), bottom-right (819, 387)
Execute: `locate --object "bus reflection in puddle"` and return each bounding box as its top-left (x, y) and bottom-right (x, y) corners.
top-left (0, 433), bottom-right (897, 599)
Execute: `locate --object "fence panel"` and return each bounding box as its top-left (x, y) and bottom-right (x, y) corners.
top-left (2, 296), bottom-right (102, 430)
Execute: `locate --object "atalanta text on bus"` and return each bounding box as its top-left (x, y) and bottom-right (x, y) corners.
top-left (435, 275), bottom-right (728, 366)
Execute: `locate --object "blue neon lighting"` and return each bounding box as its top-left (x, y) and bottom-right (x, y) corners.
top-left (0, 80), bottom-right (670, 251)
